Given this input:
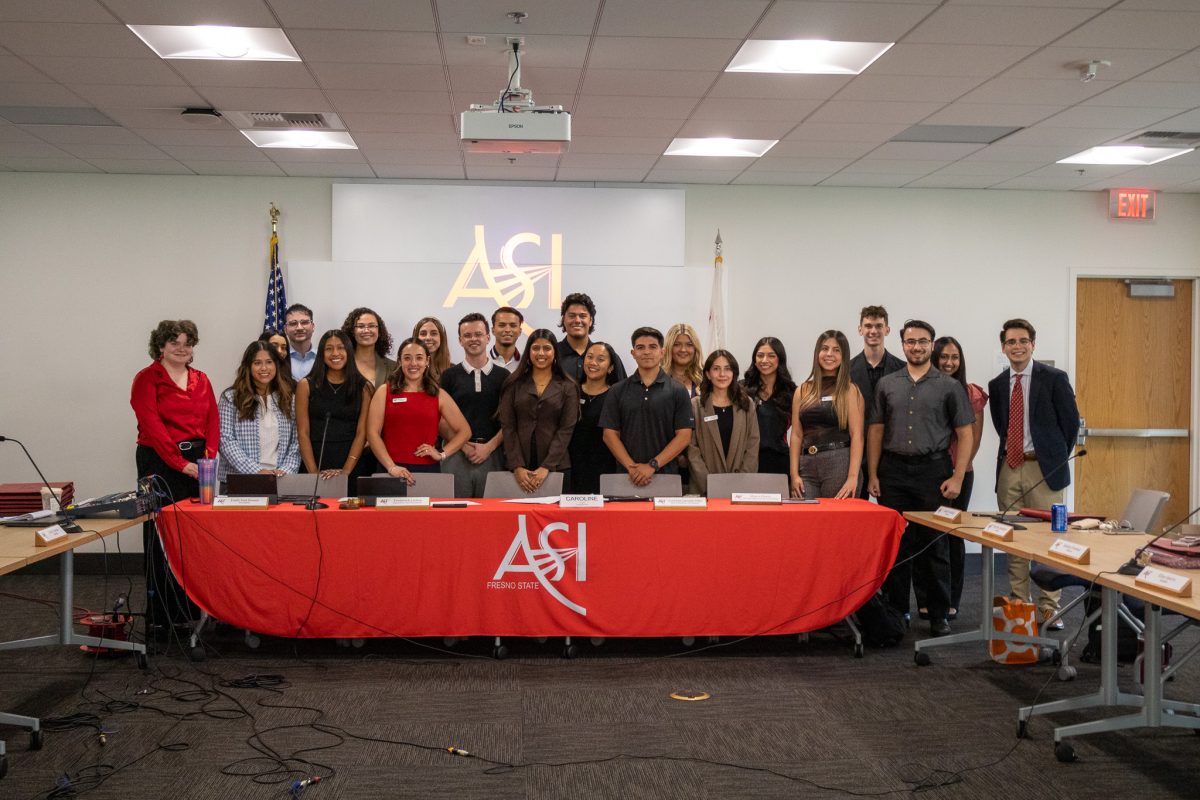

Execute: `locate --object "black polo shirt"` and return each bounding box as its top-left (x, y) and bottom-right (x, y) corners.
top-left (556, 337), bottom-right (628, 384)
top-left (598, 368), bottom-right (693, 470)
top-left (439, 362), bottom-right (507, 441)
top-left (868, 367), bottom-right (974, 455)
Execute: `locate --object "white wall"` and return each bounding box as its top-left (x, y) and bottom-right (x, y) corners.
top-left (2, 173), bottom-right (1198, 551)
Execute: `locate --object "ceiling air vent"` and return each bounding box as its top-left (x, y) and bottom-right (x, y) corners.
top-left (1122, 130), bottom-right (1200, 146)
top-left (223, 111), bottom-right (345, 130)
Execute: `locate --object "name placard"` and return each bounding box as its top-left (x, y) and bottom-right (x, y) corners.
top-left (213, 496), bottom-right (271, 509)
top-left (1048, 538), bottom-right (1090, 564)
top-left (654, 497), bottom-right (707, 510)
top-left (981, 521), bottom-right (1014, 541)
top-left (1135, 566), bottom-right (1192, 597)
top-left (933, 506), bottom-right (963, 523)
top-left (560, 494), bottom-right (604, 508)
top-left (377, 496), bottom-right (431, 509)
top-left (731, 493), bottom-right (783, 505)
top-left (35, 524), bottom-right (69, 547)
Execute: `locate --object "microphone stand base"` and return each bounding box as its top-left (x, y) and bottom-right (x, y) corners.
top-left (1117, 561), bottom-right (1143, 577)
top-left (304, 500), bottom-right (328, 511)
top-left (60, 520), bottom-right (83, 533)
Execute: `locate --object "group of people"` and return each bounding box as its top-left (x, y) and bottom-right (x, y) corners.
top-left (130, 298), bottom-right (1078, 640)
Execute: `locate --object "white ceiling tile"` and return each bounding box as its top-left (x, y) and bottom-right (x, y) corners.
top-left (263, 148), bottom-right (367, 163)
top-left (756, 1), bottom-right (939, 42)
top-left (1055, 10), bottom-right (1200, 49)
top-left (1002, 46), bottom-right (1184, 81)
top-left (558, 153), bottom-right (658, 169)
top-left (868, 44), bottom-right (1035, 77)
top-left (198, 87), bottom-right (332, 111)
top-left (598, 0), bottom-right (768, 39)
top-left (1151, 109), bottom-right (1200, 129)
top-left (442, 35), bottom-right (590, 68)
top-left (0, 1), bottom-right (117, 24)
top-left (310, 62), bottom-right (450, 93)
top-left (54, 141), bottom-right (171, 159)
top-left (744, 156), bottom-right (852, 172)
top-left (159, 144), bottom-right (268, 161)
top-left (325, 89), bottom-right (453, 115)
top-left (1039, 105), bottom-right (1187, 128)
top-left (100, 107), bottom-right (234, 129)
top-left (438, 0), bottom-right (600, 35)
top-left (867, 142), bottom-right (985, 160)
top-left (586, 37), bottom-right (741, 71)
top-left (921, 103), bottom-right (1061, 126)
top-left (0, 82), bottom-right (88, 105)
top-left (583, 69), bottom-right (716, 98)
top-left (86, 158), bottom-right (193, 174)
top-left (1136, 49), bottom-right (1200, 82)
top-left (449, 64), bottom-right (579, 95)
top-left (731, 171), bottom-right (829, 186)
top-left (0, 22), bottom-right (151, 58)
top-left (1082, 81), bottom-right (1200, 109)
top-left (839, 158), bottom-right (947, 174)
top-left (566, 136), bottom-right (671, 154)
top-left (269, 0), bottom-right (435, 31)
top-left (906, 6), bottom-right (1098, 46)
top-left (689, 97), bottom-right (820, 121)
top-left (68, 83), bottom-right (207, 108)
top-left (904, 175), bottom-right (998, 189)
top-left (0, 54), bottom-right (55, 82)
top-left (837, 74), bottom-right (986, 103)
top-left (373, 164), bottom-right (467, 179)
top-left (706, 73), bottom-right (851, 101)
top-left (966, 144), bottom-right (1080, 162)
top-left (184, 161), bottom-right (287, 176)
top-left (19, 124), bottom-right (145, 144)
top-left (555, 167), bottom-right (650, 182)
top-left (465, 165), bottom-right (559, 180)
top-left (355, 132), bottom-right (460, 150)
top-left (170, 61), bottom-right (319, 90)
top-left (287, 30), bottom-right (442, 64)
top-left (643, 168), bottom-right (739, 183)
top-left (23, 55), bottom-right (185, 86)
top-left (133, 127), bottom-right (250, 146)
top-left (769, 139), bottom-right (880, 158)
top-left (820, 173), bottom-right (918, 187)
top-left (278, 162), bottom-right (378, 178)
top-left (0, 155), bottom-right (102, 171)
top-left (101, 0), bottom-right (277, 26)
top-left (673, 119), bottom-right (797, 139)
top-left (0, 122), bottom-right (44, 143)
top-left (574, 95), bottom-right (699, 119)
top-left (807, 100), bottom-right (944, 124)
top-left (782, 121), bottom-right (910, 143)
top-left (657, 155), bottom-right (760, 171)
top-left (0, 140), bottom-right (70, 157)
top-left (338, 112), bottom-right (456, 134)
top-left (360, 148), bottom-right (463, 165)
top-left (948, 0), bottom-right (1110, 6)
top-left (464, 152), bottom-right (559, 167)
top-left (454, 91), bottom-right (572, 111)
top-left (999, 126), bottom-right (1133, 147)
top-left (933, 160), bottom-right (1044, 177)
top-left (958, 78), bottom-right (1117, 106)
top-left (569, 116), bottom-right (685, 137)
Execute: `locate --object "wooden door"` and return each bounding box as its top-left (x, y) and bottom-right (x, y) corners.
top-left (1075, 278), bottom-right (1193, 529)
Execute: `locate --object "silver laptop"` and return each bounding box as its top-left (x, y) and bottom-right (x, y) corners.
top-left (1103, 488), bottom-right (1169, 535)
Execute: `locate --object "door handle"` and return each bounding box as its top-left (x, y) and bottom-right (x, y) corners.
top-left (1079, 427), bottom-right (1188, 438)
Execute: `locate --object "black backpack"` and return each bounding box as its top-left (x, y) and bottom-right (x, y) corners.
top-left (855, 591), bottom-right (906, 648)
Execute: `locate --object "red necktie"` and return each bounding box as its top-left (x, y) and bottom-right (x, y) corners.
top-left (1006, 373), bottom-right (1024, 469)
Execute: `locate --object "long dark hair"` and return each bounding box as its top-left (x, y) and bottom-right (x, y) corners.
top-left (504, 329), bottom-right (567, 392)
top-left (742, 336), bottom-right (796, 415)
top-left (699, 350), bottom-right (750, 411)
top-left (308, 329), bottom-right (367, 400)
top-left (387, 338), bottom-right (439, 396)
top-left (797, 330), bottom-right (853, 430)
top-left (933, 336), bottom-right (968, 391)
top-left (584, 341), bottom-right (621, 387)
top-left (230, 340), bottom-right (294, 421)
top-left (341, 307), bottom-right (393, 359)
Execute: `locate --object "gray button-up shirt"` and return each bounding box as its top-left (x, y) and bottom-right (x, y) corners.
top-left (868, 367), bottom-right (974, 455)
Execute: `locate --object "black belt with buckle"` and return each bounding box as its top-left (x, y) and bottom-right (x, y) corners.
top-left (176, 439), bottom-right (206, 463)
top-left (805, 440), bottom-right (850, 456)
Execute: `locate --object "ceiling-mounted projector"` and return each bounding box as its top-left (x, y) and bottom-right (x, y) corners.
top-left (460, 39), bottom-right (570, 155)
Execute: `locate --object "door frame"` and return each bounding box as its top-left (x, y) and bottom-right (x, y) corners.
top-left (1068, 266), bottom-right (1200, 515)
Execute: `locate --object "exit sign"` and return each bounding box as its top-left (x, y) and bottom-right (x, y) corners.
top-left (1109, 188), bottom-right (1156, 220)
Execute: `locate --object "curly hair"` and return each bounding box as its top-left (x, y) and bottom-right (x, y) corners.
top-left (148, 319), bottom-right (198, 360)
top-left (341, 307), bottom-right (394, 358)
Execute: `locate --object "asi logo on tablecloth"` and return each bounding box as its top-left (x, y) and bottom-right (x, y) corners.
top-left (489, 514), bottom-right (587, 616)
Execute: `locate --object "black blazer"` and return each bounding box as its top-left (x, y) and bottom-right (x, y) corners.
top-left (987, 361), bottom-right (1080, 492)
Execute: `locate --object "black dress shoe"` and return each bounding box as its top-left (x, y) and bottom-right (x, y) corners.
top-left (930, 618), bottom-right (951, 637)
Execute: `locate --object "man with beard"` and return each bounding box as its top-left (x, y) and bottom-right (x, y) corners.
top-left (489, 306), bottom-right (523, 372)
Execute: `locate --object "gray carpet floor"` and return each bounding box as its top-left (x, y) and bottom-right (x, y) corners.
top-left (0, 562), bottom-right (1197, 799)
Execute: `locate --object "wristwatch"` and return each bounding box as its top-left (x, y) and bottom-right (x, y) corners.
top-left (648, 458), bottom-right (660, 471)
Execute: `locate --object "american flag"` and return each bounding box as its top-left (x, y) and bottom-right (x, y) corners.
top-left (707, 230), bottom-right (726, 352)
top-left (263, 226), bottom-right (287, 332)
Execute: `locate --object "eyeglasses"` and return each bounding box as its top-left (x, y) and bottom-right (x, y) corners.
top-left (285, 320), bottom-right (313, 328)
top-left (354, 323), bottom-right (379, 331)
top-left (902, 338), bottom-right (932, 347)
top-left (1003, 338), bottom-right (1032, 347)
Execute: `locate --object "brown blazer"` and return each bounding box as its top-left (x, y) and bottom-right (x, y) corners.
top-left (687, 395), bottom-right (760, 495)
top-left (498, 375), bottom-right (580, 471)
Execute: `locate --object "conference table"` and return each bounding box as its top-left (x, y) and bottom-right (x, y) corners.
top-left (0, 516), bottom-right (149, 775)
top-left (905, 511), bottom-right (1200, 760)
top-left (155, 498), bottom-right (905, 642)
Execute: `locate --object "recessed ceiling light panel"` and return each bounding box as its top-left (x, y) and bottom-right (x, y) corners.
top-left (128, 25), bottom-right (301, 61)
top-left (1057, 145), bottom-right (1192, 166)
top-left (726, 40), bottom-right (894, 75)
top-left (664, 138), bottom-right (777, 157)
top-left (241, 130), bottom-right (357, 149)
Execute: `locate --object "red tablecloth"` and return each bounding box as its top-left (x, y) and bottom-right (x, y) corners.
top-left (155, 499), bottom-right (904, 638)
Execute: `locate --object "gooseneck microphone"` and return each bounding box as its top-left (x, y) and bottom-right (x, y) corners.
top-left (0, 435), bottom-right (82, 532)
top-left (992, 448), bottom-right (1087, 530)
top-left (1117, 504), bottom-right (1200, 576)
top-left (305, 413), bottom-right (332, 511)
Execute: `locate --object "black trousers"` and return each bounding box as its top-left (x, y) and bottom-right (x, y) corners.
top-left (878, 452), bottom-right (952, 621)
top-left (915, 470), bottom-right (974, 611)
top-left (136, 445), bottom-right (201, 633)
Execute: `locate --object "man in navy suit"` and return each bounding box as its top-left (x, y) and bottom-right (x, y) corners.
top-left (988, 318), bottom-right (1080, 628)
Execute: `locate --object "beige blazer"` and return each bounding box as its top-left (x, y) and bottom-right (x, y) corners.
top-left (687, 395), bottom-right (760, 495)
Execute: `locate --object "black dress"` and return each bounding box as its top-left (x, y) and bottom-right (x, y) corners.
top-left (567, 388), bottom-right (616, 493)
top-left (755, 388), bottom-right (793, 475)
top-left (307, 379), bottom-right (371, 483)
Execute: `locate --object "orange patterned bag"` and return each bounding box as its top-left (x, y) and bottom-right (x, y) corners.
top-left (989, 596), bottom-right (1040, 664)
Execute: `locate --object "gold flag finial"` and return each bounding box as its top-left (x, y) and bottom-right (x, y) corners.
top-left (269, 202), bottom-right (280, 232)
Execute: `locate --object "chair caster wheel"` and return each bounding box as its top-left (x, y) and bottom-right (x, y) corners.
top-left (351, 638), bottom-right (365, 649)
top-left (1056, 665), bottom-right (1077, 681)
top-left (492, 645), bottom-right (508, 660)
top-left (188, 645), bottom-right (206, 662)
top-left (245, 632), bottom-right (261, 649)
top-left (681, 636), bottom-right (695, 647)
top-left (30, 729), bottom-right (44, 750)
top-left (562, 644), bottom-right (578, 659)
top-left (136, 652), bottom-right (149, 670)
top-left (1017, 720), bottom-right (1028, 739)
top-left (797, 632), bottom-right (810, 644)
top-left (1054, 742), bottom-right (1076, 763)
top-left (1051, 649), bottom-right (1062, 666)
top-left (915, 651), bottom-right (931, 666)
top-left (590, 637), bottom-right (606, 646)
top-left (535, 637), bottom-right (548, 644)
top-left (853, 643), bottom-right (864, 658)
top-left (0, 754), bottom-right (7, 779)
top-left (443, 637), bottom-right (459, 647)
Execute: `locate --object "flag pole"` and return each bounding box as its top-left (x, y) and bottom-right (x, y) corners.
top-left (707, 230), bottom-right (726, 352)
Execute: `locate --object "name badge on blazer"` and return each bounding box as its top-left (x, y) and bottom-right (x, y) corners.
top-left (392, 397), bottom-right (407, 403)
top-left (821, 396), bottom-right (833, 402)
top-left (703, 414), bottom-right (718, 423)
